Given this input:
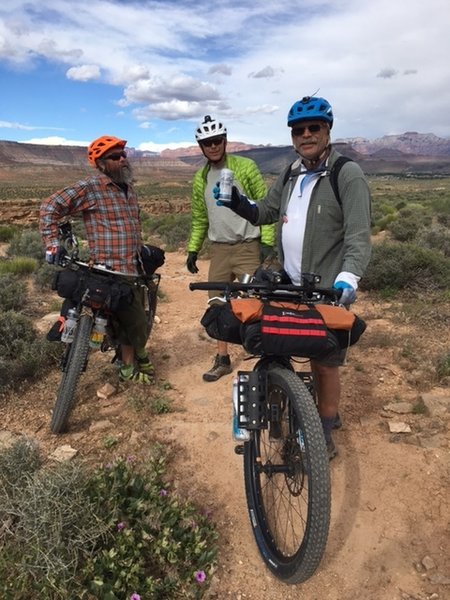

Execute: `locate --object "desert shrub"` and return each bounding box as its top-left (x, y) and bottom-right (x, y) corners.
top-left (0, 256), bottom-right (38, 275)
top-left (0, 311), bottom-right (56, 391)
top-left (7, 229), bottom-right (44, 260)
top-left (33, 262), bottom-right (57, 289)
top-left (0, 274), bottom-right (27, 311)
top-left (417, 224), bottom-right (450, 257)
top-left (361, 242), bottom-right (450, 293)
top-left (0, 224), bottom-right (19, 242)
top-left (143, 213), bottom-right (192, 250)
top-left (387, 204), bottom-right (433, 243)
top-left (0, 443), bottom-right (217, 599)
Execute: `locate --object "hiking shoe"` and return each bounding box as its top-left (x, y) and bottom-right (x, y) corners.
top-left (333, 412), bottom-right (343, 429)
top-left (327, 437), bottom-right (338, 460)
top-left (119, 365), bottom-right (155, 385)
top-left (203, 354), bottom-right (232, 382)
top-left (137, 355), bottom-right (155, 377)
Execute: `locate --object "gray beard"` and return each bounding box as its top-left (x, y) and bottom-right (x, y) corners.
top-left (103, 164), bottom-right (134, 185)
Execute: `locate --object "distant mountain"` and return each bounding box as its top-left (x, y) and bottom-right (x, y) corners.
top-left (336, 132), bottom-right (450, 157)
top-left (1, 132), bottom-right (450, 176)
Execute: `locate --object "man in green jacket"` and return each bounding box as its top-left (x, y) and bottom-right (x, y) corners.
top-left (186, 115), bottom-right (275, 382)
top-left (214, 97), bottom-right (372, 457)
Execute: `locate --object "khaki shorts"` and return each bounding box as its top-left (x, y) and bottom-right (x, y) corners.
top-left (208, 240), bottom-right (260, 300)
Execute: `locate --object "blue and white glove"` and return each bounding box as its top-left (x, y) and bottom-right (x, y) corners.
top-left (333, 281), bottom-right (357, 305)
top-left (213, 183), bottom-right (259, 224)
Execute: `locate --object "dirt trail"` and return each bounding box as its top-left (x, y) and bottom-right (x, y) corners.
top-left (1, 250), bottom-right (449, 600)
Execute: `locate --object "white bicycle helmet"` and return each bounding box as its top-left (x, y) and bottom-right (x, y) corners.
top-left (195, 115), bottom-right (227, 141)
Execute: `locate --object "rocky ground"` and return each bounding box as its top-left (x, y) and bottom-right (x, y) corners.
top-left (0, 250), bottom-right (449, 600)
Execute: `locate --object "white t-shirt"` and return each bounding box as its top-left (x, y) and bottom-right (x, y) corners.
top-left (282, 172), bottom-right (322, 284)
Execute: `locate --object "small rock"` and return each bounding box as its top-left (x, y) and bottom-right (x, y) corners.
top-left (89, 419), bottom-right (112, 432)
top-left (428, 573), bottom-right (450, 585)
top-left (49, 444), bottom-right (78, 462)
top-left (97, 382), bottom-right (116, 399)
top-left (383, 401), bottom-right (414, 414)
top-left (420, 392), bottom-right (450, 418)
top-left (421, 555), bottom-right (436, 571)
top-left (154, 315), bottom-right (161, 324)
top-left (388, 421), bottom-right (412, 433)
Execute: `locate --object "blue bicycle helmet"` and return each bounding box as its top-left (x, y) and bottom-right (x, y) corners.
top-left (287, 96), bottom-right (334, 128)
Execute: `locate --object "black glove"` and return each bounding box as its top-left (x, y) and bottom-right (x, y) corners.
top-left (214, 184), bottom-right (260, 224)
top-left (186, 251), bottom-right (199, 274)
top-left (260, 243), bottom-right (275, 263)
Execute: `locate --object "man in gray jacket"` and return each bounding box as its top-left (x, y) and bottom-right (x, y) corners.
top-left (216, 96), bottom-right (372, 458)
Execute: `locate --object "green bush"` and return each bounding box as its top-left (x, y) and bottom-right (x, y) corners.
top-left (0, 257), bottom-right (38, 275)
top-left (0, 442), bottom-right (217, 599)
top-left (436, 351), bottom-right (450, 380)
top-left (7, 229), bottom-right (45, 260)
top-left (362, 242), bottom-right (450, 293)
top-left (0, 224), bottom-right (19, 242)
top-left (0, 274), bottom-right (27, 311)
top-left (0, 311), bottom-right (56, 391)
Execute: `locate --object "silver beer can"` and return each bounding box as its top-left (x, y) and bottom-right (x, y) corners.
top-left (219, 168), bottom-right (234, 203)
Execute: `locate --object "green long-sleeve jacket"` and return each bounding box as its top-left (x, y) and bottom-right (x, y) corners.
top-left (187, 154), bottom-right (276, 253)
top-left (254, 148), bottom-right (372, 287)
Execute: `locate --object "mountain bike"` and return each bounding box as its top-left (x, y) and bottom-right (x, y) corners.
top-left (190, 273), bottom-right (344, 584)
top-left (49, 223), bottom-right (160, 434)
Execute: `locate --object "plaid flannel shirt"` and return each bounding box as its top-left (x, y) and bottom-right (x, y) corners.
top-left (40, 173), bottom-right (142, 275)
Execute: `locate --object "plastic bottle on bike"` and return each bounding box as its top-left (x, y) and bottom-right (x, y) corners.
top-left (89, 315), bottom-right (107, 349)
top-left (61, 308), bottom-right (78, 343)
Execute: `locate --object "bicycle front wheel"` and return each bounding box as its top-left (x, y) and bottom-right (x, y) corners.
top-left (243, 366), bottom-right (331, 584)
top-left (50, 313), bottom-right (92, 434)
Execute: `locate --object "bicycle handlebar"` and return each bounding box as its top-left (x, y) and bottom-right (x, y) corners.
top-left (189, 280), bottom-right (342, 303)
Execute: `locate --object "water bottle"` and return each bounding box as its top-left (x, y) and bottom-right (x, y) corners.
top-left (89, 315), bottom-right (107, 349)
top-left (232, 376), bottom-right (250, 442)
top-left (219, 168), bottom-right (234, 204)
top-left (61, 308), bottom-right (78, 343)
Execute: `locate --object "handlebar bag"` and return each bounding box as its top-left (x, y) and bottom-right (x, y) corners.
top-left (260, 302), bottom-right (339, 358)
top-left (200, 303), bottom-right (242, 344)
top-left (315, 304), bottom-right (367, 348)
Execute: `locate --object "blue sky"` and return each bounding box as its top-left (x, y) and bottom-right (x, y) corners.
top-left (1, 0), bottom-right (449, 153)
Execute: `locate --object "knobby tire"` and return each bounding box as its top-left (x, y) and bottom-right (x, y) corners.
top-left (243, 366), bottom-right (331, 584)
top-left (50, 313), bottom-right (92, 434)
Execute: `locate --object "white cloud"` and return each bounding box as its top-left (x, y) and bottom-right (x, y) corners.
top-left (22, 136), bottom-right (89, 146)
top-left (66, 64), bottom-right (101, 82)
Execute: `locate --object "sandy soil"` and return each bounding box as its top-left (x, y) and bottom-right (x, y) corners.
top-left (1, 250), bottom-right (449, 600)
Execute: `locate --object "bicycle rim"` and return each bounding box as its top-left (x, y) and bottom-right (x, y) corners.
top-left (50, 313), bottom-right (92, 434)
top-left (243, 366), bottom-right (331, 584)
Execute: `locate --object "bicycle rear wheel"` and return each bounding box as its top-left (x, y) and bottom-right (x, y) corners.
top-left (50, 313), bottom-right (92, 434)
top-left (243, 366), bottom-right (330, 584)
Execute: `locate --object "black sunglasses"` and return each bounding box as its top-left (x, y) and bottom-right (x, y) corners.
top-left (291, 123), bottom-right (323, 137)
top-left (201, 136), bottom-right (225, 148)
top-left (104, 150), bottom-right (127, 161)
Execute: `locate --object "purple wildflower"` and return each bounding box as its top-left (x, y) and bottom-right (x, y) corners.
top-left (117, 521), bottom-right (125, 531)
top-left (194, 570), bottom-right (206, 584)
top-left (126, 455), bottom-right (135, 463)
top-left (159, 489), bottom-right (168, 497)
top-left (130, 594), bottom-right (141, 600)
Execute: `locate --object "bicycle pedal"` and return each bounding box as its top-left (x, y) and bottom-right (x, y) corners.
top-left (234, 444), bottom-right (245, 455)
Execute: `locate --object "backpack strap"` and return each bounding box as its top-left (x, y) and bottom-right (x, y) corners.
top-left (329, 156), bottom-right (353, 207)
top-left (282, 155), bottom-right (354, 207)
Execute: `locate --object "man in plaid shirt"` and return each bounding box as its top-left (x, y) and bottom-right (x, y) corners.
top-left (40, 135), bottom-right (155, 384)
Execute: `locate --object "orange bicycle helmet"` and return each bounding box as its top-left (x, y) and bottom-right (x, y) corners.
top-left (87, 135), bottom-right (127, 166)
